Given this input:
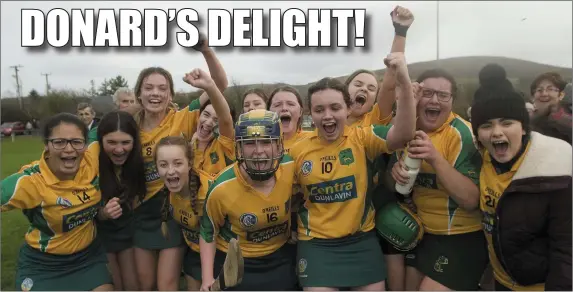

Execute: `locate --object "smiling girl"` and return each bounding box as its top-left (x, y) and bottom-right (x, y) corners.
top-left (470, 71), bottom-right (572, 291)
top-left (289, 52), bottom-right (417, 290)
top-left (2, 113), bottom-right (113, 291)
top-left (127, 37), bottom-right (229, 290)
top-left (96, 111), bottom-right (147, 291)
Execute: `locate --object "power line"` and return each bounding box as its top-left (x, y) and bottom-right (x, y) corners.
top-left (9, 65), bottom-right (24, 109)
top-left (41, 73), bottom-right (52, 95)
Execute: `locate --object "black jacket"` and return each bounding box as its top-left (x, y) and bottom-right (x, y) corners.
top-left (492, 132), bottom-right (572, 290)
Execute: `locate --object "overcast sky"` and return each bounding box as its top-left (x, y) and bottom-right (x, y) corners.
top-left (1, 1), bottom-right (571, 97)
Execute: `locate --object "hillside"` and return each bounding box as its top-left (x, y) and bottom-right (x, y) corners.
top-left (222, 55), bottom-right (572, 117)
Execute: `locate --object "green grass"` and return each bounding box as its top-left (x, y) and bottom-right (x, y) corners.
top-left (1, 136), bottom-right (44, 291)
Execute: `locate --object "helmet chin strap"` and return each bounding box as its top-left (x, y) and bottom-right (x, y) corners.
top-left (246, 170), bottom-right (274, 181)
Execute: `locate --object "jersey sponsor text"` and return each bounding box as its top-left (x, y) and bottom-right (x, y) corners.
top-left (307, 176), bottom-right (358, 203)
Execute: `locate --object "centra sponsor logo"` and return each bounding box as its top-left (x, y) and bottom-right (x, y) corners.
top-left (62, 205), bottom-right (99, 232)
top-left (306, 175), bottom-right (357, 203)
top-left (246, 221), bottom-right (288, 243)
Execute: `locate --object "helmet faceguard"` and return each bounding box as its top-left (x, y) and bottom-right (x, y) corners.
top-left (235, 110), bottom-right (284, 181)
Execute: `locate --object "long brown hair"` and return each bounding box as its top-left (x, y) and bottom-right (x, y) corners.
top-left (154, 136), bottom-right (201, 239)
top-left (133, 67), bottom-right (178, 126)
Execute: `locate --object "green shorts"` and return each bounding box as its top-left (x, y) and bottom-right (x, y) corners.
top-left (97, 209), bottom-right (135, 253)
top-left (183, 248), bottom-right (202, 281)
top-left (297, 231), bottom-right (386, 288)
top-left (213, 243), bottom-right (298, 290)
top-left (404, 231), bottom-right (488, 290)
top-left (134, 189), bottom-right (183, 250)
top-left (15, 240), bottom-right (112, 291)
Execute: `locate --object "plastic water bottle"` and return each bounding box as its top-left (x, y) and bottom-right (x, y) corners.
top-left (395, 154), bottom-right (422, 196)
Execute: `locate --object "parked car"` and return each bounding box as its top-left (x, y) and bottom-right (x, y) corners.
top-left (1, 122), bottom-right (27, 136)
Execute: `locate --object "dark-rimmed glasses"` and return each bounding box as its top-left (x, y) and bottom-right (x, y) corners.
top-left (420, 88), bottom-right (453, 102)
top-left (47, 138), bottom-right (86, 150)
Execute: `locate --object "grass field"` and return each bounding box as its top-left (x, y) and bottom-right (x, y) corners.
top-left (1, 136), bottom-right (45, 291)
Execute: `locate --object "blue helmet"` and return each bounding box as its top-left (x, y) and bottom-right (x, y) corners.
top-left (235, 109), bottom-right (284, 181)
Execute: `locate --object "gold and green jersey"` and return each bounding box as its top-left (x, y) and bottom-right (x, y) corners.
top-left (347, 103), bottom-right (393, 128)
top-left (407, 113), bottom-right (482, 235)
top-left (193, 134), bottom-right (235, 205)
top-left (479, 143), bottom-right (543, 290)
top-left (139, 99), bottom-right (201, 207)
top-left (169, 192), bottom-right (201, 252)
top-left (200, 155), bottom-right (295, 258)
top-left (1, 142), bottom-right (101, 255)
top-left (283, 130), bottom-right (313, 156)
top-left (290, 125), bottom-right (393, 240)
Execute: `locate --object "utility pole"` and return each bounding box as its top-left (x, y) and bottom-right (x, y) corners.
top-left (10, 65), bottom-right (24, 110)
top-left (436, 0), bottom-right (440, 61)
top-left (90, 79), bottom-right (96, 98)
top-left (41, 73), bottom-right (52, 95)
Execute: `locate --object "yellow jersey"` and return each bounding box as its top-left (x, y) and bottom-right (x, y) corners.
top-left (169, 192), bottom-right (201, 252)
top-left (290, 125), bottom-right (393, 240)
top-left (139, 99), bottom-right (201, 206)
top-left (193, 134), bottom-right (235, 206)
top-left (200, 155), bottom-right (295, 258)
top-left (480, 142), bottom-right (543, 291)
top-left (407, 113), bottom-right (482, 235)
top-left (347, 103), bottom-right (393, 128)
top-left (1, 142), bottom-right (101, 255)
top-left (283, 130), bottom-right (313, 155)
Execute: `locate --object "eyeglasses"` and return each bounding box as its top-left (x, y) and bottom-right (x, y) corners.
top-left (534, 87), bottom-right (560, 95)
top-left (47, 138), bottom-right (86, 150)
top-left (420, 88), bottom-right (453, 102)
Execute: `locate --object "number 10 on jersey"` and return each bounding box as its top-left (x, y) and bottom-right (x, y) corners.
top-left (321, 161), bottom-right (333, 174)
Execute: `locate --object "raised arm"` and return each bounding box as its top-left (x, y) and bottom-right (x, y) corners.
top-left (384, 53), bottom-right (417, 151)
top-left (184, 69), bottom-right (234, 139)
top-left (377, 6), bottom-right (414, 119)
top-left (192, 33), bottom-right (229, 106)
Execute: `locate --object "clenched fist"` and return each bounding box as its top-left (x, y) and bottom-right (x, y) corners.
top-left (102, 197), bottom-right (122, 220)
top-left (391, 6), bottom-right (414, 28)
top-left (183, 68), bottom-right (216, 90)
top-left (384, 53), bottom-right (410, 87)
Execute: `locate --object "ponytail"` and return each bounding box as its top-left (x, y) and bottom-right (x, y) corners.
top-left (160, 192), bottom-right (171, 239)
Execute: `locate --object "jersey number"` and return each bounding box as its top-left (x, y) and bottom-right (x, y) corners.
top-left (321, 162), bottom-right (333, 174)
top-left (75, 191), bottom-right (91, 203)
top-left (484, 195), bottom-right (496, 208)
top-left (266, 212), bottom-right (278, 223)
top-left (146, 147), bottom-right (152, 156)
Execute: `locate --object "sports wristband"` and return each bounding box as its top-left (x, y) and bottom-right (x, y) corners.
top-left (390, 11), bottom-right (409, 37)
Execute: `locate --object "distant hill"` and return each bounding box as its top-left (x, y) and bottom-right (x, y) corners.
top-left (221, 56), bottom-right (572, 118)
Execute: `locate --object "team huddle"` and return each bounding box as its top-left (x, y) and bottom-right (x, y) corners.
top-left (1, 5), bottom-right (572, 292)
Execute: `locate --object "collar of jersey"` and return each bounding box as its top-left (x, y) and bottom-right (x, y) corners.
top-left (233, 163), bottom-right (282, 193)
top-left (39, 151), bottom-right (89, 185)
top-left (309, 125), bottom-right (350, 144)
top-left (425, 112), bottom-right (456, 136)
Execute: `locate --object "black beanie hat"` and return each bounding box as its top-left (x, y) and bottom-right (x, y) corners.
top-left (471, 64), bottom-right (530, 137)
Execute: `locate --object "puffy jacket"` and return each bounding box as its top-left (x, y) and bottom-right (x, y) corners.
top-left (492, 132), bottom-right (572, 290)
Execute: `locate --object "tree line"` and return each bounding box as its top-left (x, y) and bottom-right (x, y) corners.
top-left (1, 73), bottom-right (529, 125)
